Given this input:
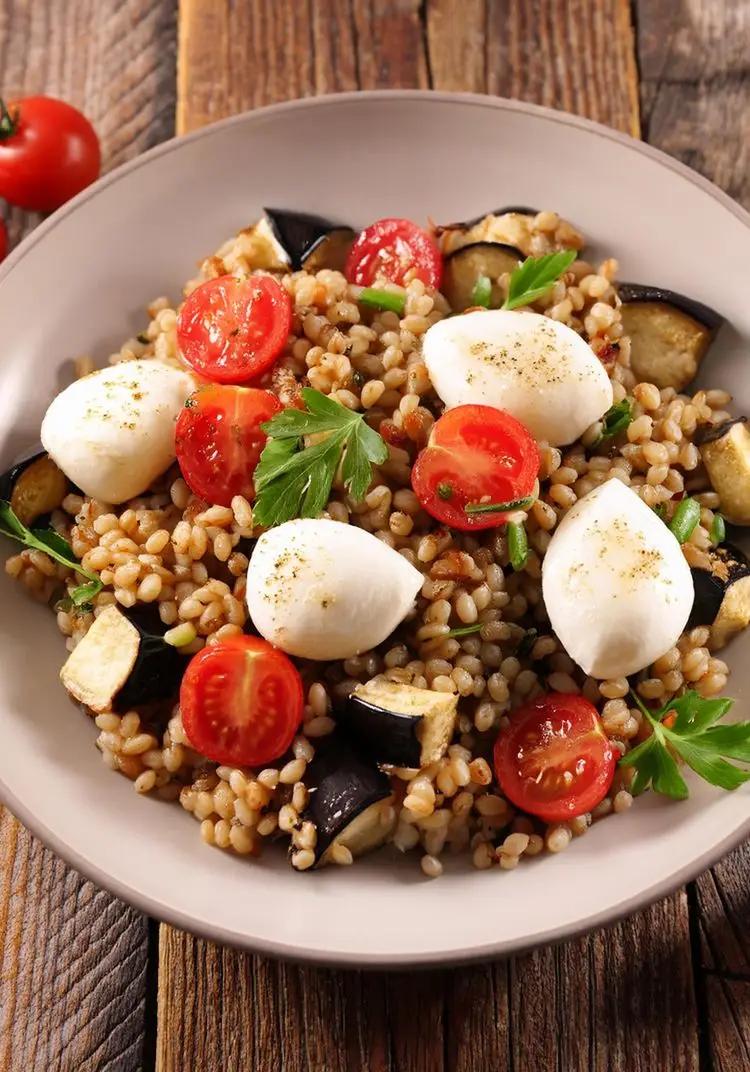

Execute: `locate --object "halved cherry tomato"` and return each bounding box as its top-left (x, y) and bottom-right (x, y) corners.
top-left (411, 405), bottom-right (540, 531)
top-left (0, 219), bottom-right (6, 263)
top-left (493, 693), bottom-right (616, 822)
top-left (175, 384), bottom-right (280, 507)
top-left (345, 217), bottom-right (442, 289)
top-left (0, 96), bottom-right (101, 212)
top-left (177, 274), bottom-right (292, 383)
top-left (180, 635), bottom-right (304, 767)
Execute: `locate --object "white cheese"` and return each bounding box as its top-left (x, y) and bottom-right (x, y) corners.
top-left (41, 360), bottom-right (195, 503)
top-left (422, 309), bottom-right (613, 446)
top-left (541, 479), bottom-right (694, 678)
top-left (246, 518), bottom-right (424, 660)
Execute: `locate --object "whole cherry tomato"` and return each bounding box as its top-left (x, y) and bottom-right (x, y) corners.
top-left (0, 96), bottom-right (101, 212)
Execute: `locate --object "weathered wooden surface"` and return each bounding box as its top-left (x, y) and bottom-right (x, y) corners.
top-left (0, 2), bottom-right (175, 1070)
top-left (2, 0), bottom-right (749, 1069)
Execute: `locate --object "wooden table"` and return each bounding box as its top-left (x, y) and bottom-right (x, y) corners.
top-left (1, 2), bottom-right (749, 1068)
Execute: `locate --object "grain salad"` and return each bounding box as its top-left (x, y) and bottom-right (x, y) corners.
top-left (4, 205), bottom-right (750, 879)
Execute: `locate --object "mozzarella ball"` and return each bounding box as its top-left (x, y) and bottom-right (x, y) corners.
top-left (542, 479), bottom-right (694, 679)
top-left (423, 309), bottom-right (613, 446)
top-left (246, 519), bottom-right (424, 660)
top-left (41, 360), bottom-right (195, 503)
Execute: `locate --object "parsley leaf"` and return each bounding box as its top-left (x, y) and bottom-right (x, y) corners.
top-left (503, 250), bottom-right (577, 311)
top-left (0, 500), bottom-right (103, 601)
top-left (620, 689), bottom-right (750, 799)
top-left (253, 389), bottom-right (388, 528)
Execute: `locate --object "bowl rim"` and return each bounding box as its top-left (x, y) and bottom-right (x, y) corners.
top-left (1, 89), bottom-right (749, 968)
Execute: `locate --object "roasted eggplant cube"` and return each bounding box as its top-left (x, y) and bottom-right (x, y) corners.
top-left (341, 679), bottom-right (458, 768)
top-left (60, 605), bottom-right (186, 713)
top-left (698, 418), bottom-right (750, 526)
top-left (304, 738), bottom-right (394, 866)
top-left (442, 242), bottom-right (523, 312)
top-left (687, 543), bottom-right (750, 648)
top-left (0, 447), bottom-right (67, 526)
top-left (618, 283), bottom-right (724, 391)
top-left (264, 208), bottom-right (354, 272)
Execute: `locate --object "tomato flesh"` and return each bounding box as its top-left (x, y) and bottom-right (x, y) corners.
top-left (345, 217), bottom-right (442, 289)
top-left (411, 405), bottom-right (540, 530)
top-left (0, 96), bottom-right (101, 212)
top-left (180, 635), bottom-right (304, 768)
top-left (493, 693), bottom-right (616, 822)
top-left (175, 384), bottom-right (280, 507)
top-left (177, 274), bottom-right (292, 383)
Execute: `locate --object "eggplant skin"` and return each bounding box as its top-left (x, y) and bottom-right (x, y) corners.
top-left (343, 694), bottom-right (423, 768)
top-left (115, 606), bottom-right (188, 712)
top-left (442, 241), bottom-right (522, 312)
top-left (0, 446), bottom-right (68, 525)
top-left (687, 543), bottom-right (750, 647)
top-left (304, 737), bottom-right (392, 864)
top-left (438, 206), bottom-right (540, 231)
top-left (618, 284), bottom-right (724, 334)
top-left (264, 208), bottom-right (353, 271)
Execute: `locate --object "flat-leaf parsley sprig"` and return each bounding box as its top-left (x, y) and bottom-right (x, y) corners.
top-left (253, 388), bottom-right (389, 528)
top-left (0, 501), bottom-right (102, 607)
top-left (503, 249), bottom-right (577, 311)
top-left (620, 689), bottom-right (750, 800)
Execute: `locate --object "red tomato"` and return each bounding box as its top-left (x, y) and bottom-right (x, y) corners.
top-left (345, 217), bottom-right (442, 289)
top-left (180, 635), bottom-right (304, 767)
top-left (0, 96), bottom-right (100, 212)
top-left (0, 219), bottom-right (6, 263)
top-left (411, 405), bottom-right (540, 531)
top-left (175, 384), bottom-right (280, 507)
top-left (493, 694), bottom-right (616, 822)
top-left (177, 274), bottom-right (292, 383)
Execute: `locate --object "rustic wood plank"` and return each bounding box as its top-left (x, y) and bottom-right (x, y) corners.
top-left (0, 1), bottom-right (176, 1069)
top-left (637, 0), bottom-right (750, 207)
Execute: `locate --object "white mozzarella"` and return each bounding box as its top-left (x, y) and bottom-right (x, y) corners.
top-left (542, 479), bottom-right (694, 678)
top-left (41, 360), bottom-right (195, 504)
top-left (422, 309), bottom-right (613, 446)
top-left (246, 519), bottom-right (424, 660)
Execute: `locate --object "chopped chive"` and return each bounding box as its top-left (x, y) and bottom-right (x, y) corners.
top-left (445, 623), bottom-right (483, 639)
top-left (594, 399), bottom-right (632, 445)
top-left (710, 512), bottom-right (726, 546)
top-left (437, 482), bottom-right (454, 501)
top-left (470, 275), bottom-right (492, 308)
top-left (358, 287), bottom-right (406, 316)
top-left (669, 497), bottom-right (701, 544)
top-left (164, 622), bottom-right (198, 648)
top-left (465, 494), bottom-right (535, 516)
top-left (507, 521), bottom-right (528, 571)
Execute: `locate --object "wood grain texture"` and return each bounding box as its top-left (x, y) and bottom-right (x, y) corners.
top-left (165, 5), bottom-right (702, 1071)
top-left (0, 2), bottom-right (176, 1069)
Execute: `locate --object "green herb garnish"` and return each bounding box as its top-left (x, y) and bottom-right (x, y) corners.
top-left (253, 389), bottom-right (388, 528)
top-left (710, 512), bottom-right (726, 546)
top-left (445, 622), bottom-right (483, 639)
top-left (436, 482), bottom-right (453, 501)
top-left (669, 497), bottom-right (700, 544)
top-left (517, 627), bottom-right (539, 658)
top-left (465, 494), bottom-right (536, 517)
top-left (0, 501), bottom-right (102, 606)
top-left (470, 275), bottom-right (492, 308)
top-left (502, 250), bottom-right (577, 311)
top-left (358, 288), bottom-right (406, 316)
top-left (653, 503), bottom-right (668, 522)
top-left (507, 520), bottom-right (528, 571)
top-left (621, 690), bottom-right (750, 799)
top-left (594, 399), bottom-right (633, 444)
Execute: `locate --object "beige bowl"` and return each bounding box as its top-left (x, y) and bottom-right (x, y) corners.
top-left (0, 92), bottom-right (748, 966)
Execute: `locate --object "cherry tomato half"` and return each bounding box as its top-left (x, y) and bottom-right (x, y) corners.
top-left (180, 635), bottom-right (304, 768)
top-left (0, 96), bottom-right (100, 212)
top-left (345, 217), bottom-right (442, 289)
top-left (175, 384), bottom-right (280, 507)
top-left (177, 274), bottom-right (292, 383)
top-left (493, 693), bottom-right (616, 823)
top-left (0, 219), bottom-right (6, 263)
top-left (411, 405), bottom-right (540, 531)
